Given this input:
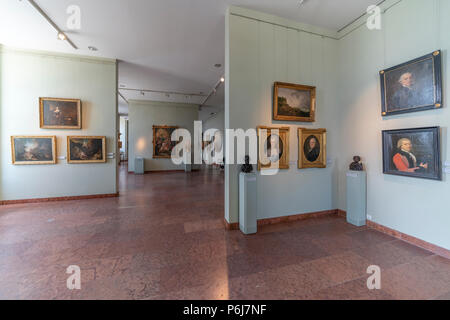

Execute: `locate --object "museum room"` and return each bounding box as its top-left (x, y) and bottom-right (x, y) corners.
top-left (0, 0), bottom-right (449, 306)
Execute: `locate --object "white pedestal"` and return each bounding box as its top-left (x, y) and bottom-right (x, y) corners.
top-left (346, 171), bottom-right (367, 226)
top-left (239, 172), bottom-right (257, 234)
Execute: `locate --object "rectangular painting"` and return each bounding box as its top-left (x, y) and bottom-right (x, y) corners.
top-left (382, 127), bottom-right (441, 181)
top-left (257, 126), bottom-right (290, 170)
top-left (40, 97), bottom-right (81, 129)
top-left (153, 125), bottom-right (178, 158)
top-left (273, 82), bottom-right (316, 122)
top-left (380, 50), bottom-right (442, 116)
top-left (11, 136), bottom-right (56, 165)
top-left (67, 136), bottom-right (106, 164)
top-left (298, 128), bottom-right (327, 169)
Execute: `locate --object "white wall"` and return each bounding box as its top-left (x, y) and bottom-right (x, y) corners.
top-left (225, 7), bottom-right (340, 224)
top-left (0, 46), bottom-right (118, 201)
top-left (337, 0), bottom-right (450, 249)
top-left (128, 100), bottom-right (198, 172)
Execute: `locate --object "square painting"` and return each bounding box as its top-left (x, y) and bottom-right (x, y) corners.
top-left (40, 97), bottom-right (81, 129)
top-left (11, 136), bottom-right (56, 165)
top-left (153, 125), bottom-right (179, 158)
top-left (382, 127), bottom-right (441, 181)
top-left (257, 126), bottom-right (290, 170)
top-left (67, 136), bottom-right (106, 163)
top-left (380, 50), bottom-right (442, 116)
top-left (298, 128), bottom-right (327, 169)
top-left (273, 82), bottom-right (316, 122)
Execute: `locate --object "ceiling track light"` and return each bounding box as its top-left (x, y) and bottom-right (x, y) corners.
top-left (200, 75), bottom-right (225, 107)
top-left (26, 0), bottom-right (78, 49)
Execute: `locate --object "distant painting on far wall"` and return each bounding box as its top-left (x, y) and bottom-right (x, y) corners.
top-left (11, 136), bottom-right (56, 165)
top-left (380, 50), bottom-right (442, 116)
top-left (273, 82), bottom-right (316, 122)
top-left (67, 136), bottom-right (106, 163)
top-left (40, 98), bottom-right (81, 129)
top-left (153, 125), bottom-right (178, 158)
top-left (382, 127), bottom-right (441, 181)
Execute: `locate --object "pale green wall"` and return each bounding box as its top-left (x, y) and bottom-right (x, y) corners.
top-left (225, 7), bottom-right (340, 224)
top-left (0, 46), bottom-right (118, 201)
top-left (128, 100), bottom-right (198, 172)
top-left (337, 0), bottom-right (450, 249)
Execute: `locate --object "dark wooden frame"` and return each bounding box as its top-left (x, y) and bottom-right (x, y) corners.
top-left (152, 125), bottom-right (179, 159)
top-left (380, 50), bottom-right (442, 116)
top-left (273, 82), bottom-right (316, 122)
top-left (382, 127), bottom-right (441, 181)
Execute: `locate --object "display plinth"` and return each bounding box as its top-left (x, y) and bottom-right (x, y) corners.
top-left (239, 172), bottom-right (257, 234)
top-left (346, 171), bottom-right (367, 226)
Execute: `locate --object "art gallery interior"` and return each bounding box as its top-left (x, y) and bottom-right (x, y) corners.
top-left (0, 0), bottom-right (449, 301)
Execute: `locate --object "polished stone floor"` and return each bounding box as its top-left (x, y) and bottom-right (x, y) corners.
top-left (0, 165), bottom-right (449, 300)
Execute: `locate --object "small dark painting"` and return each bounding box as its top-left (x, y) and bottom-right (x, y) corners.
top-left (303, 135), bottom-right (321, 162)
top-left (380, 51), bottom-right (442, 116)
top-left (382, 127), bottom-right (441, 180)
top-left (68, 136), bottom-right (106, 163)
top-left (40, 98), bottom-right (81, 129)
top-left (153, 126), bottom-right (178, 158)
top-left (11, 136), bottom-right (56, 165)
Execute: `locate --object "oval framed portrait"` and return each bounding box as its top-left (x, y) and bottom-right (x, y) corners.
top-left (298, 128), bottom-right (326, 169)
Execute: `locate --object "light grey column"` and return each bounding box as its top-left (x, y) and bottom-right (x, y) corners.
top-left (346, 171), bottom-right (367, 226)
top-left (239, 172), bottom-right (257, 234)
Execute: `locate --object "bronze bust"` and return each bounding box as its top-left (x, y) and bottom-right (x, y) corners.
top-left (241, 155), bottom-right (253, 173)
top-left (349, 156), bottom-right (363, 171)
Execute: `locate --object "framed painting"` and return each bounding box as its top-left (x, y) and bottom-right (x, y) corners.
top-left (67, 136), bottom-right (106, 164)
top-left (298, 128), bottom-right (327, 169)
top-left (382, 127), bottom-right (441, 181)
top-left (11, 136), bottom-right (56, 165)
top-left (39, 97), bottom-right (82, 129)
top-left (257, 126), bottom-right (290, 170)
top-left (153, 125), bottom-right (179, 158)
top-left (273, 82), bottom-right (316, 122)
top-left (380, 50), bottom-right (442, 116)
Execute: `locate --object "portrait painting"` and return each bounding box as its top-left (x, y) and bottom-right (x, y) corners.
top-left (67, 136), bottom-right (106, 163)
top-left (273, 82), bottom-right (316, 122)
top-left (380, 50), bottom-right (442, 116)
top-left (40, 98), bottom-right (81, 129)
top-left (11, 136), bottom-right (56, 165)
top-left (153, 125), bottom-right (178, 158)
top-left (257, 126), bottom-right (289, 170)
top-left (298, 128), bottom-right (326, 169)
top-left (382, 127), bottom-right (441, 181)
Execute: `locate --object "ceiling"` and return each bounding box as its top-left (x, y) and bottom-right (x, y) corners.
top-left (0, 0), bottom-right (378, 114)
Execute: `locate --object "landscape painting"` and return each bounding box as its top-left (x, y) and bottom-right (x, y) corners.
top-left (11, 136), bottom-right (56, 165)
top-left (40, 97), bottom-right (82, 129)
top-left (67, 136), bottom-right (106, 163)
top-left (273, 82), bottom-right (316, 122)
top-left (382, 127), bottom-right (441, 181)
top-left (380, 50), bottom-right (442, 116)
top-left (153, 125), bottom-right (179, 158)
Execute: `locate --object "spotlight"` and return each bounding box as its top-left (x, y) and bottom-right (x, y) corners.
top-left (57, 32), bottom-right (66, 41)
top-left (220, 77), bottom-right (225, 83)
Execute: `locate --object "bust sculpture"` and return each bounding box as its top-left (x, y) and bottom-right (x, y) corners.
top-left (349, 156), bottom-right (363, 171)
top-left (241, 155), bottom-right (253, 173)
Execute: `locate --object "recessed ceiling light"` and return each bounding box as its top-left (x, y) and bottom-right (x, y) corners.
top-left (214, 64), bottom-right (222, 68)
top-left (88, 46), bottom-right (98, 51)
top-left (57, 32), bottom-right (66, 41)
top-left (220, 77), bottom-right (225, 83)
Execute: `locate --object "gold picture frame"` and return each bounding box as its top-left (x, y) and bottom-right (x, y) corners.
top-left (67, 136), bottom-right (106, 164)
top-left (11, 136), bottom-right (56, 165)
top-left (39, 97), bottom-right (82, 129)
top-left (153, 125), bottom-right (179, 159)
top-left (273, 82), bottom-right (316, 122)
top-left (298, 128), bottom-right (327, 169)
top-left (257, 126), bottom-right (290, 170)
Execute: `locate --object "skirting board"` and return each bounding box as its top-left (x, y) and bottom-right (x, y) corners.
top-left (339, 210), bottom-right (450, 260)
top-left (224, 209), bottom-right (339, 231)
top-left (0, 192), bottom-right (119, 206)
